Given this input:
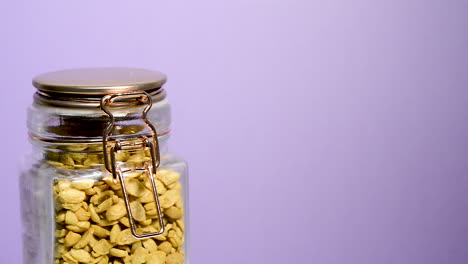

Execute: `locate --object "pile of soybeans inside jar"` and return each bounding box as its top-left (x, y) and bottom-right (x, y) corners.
top-left (51, 147), bottom-right (185, 264)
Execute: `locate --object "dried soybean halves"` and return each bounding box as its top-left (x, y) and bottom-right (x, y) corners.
top-left (53, 168), bottom-right (185, 264)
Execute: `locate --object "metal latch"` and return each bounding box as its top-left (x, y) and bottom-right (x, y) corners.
top-left (100, 91), bottom-right (165, 239)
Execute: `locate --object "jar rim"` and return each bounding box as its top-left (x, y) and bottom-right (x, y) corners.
top-left (34, 88), bottom-right (166, 108)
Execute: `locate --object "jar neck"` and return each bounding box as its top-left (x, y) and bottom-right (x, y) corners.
top-left (28, 98), bottom-right (172, 170)
top-left (28, 98), bottom-right (171, 146)
top-left (33, 134), bottom-right (170, 153)
top-left (31, 132), bottom-right (170, 172)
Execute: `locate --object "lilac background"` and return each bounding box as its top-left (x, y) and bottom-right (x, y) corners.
top-left (1, 0), bottom-right (468, 263)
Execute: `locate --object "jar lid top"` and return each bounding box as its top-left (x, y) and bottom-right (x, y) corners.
top-left (33, 67), bottom-right (167, 95)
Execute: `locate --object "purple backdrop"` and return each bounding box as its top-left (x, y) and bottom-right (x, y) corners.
top-left (1, 0), bottom-right (468, 263)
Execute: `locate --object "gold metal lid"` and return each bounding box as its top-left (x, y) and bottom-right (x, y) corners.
top-left (32, 67), bottom-right (167, 107)
top-left (33, 67), bottom-right (166, 95)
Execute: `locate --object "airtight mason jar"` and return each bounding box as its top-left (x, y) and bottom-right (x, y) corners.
top-left (20, 68), bottom-right (189, 264)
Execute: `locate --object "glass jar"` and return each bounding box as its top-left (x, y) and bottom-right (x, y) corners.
top-left (20, 68), bottom-right (189, 264)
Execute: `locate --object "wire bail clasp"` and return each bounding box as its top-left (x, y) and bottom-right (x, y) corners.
top-left (100, 91), bottom-right (165, 239)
